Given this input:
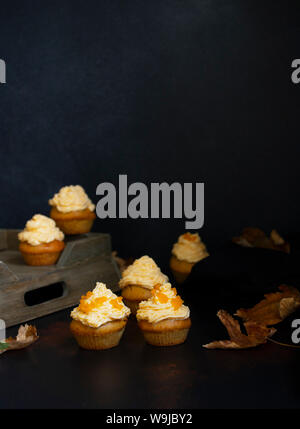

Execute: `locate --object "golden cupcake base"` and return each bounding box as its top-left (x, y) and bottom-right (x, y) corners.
top-left (19, 240), bottom-right (65, 266)
top-left (169, 255), bottom-right (194, 284)
top-left (121, 285), bottom-right (152, 315)
top-left (138, 318), bottom-right (191, 346)
top-left (70, 318), bottom-right (127, 350)
top-left (50, 207), bottom-right (96, 235)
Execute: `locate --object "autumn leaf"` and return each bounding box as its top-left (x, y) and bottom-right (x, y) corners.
top-left (232, 227), bottom-right (290, 253)
top-left (203, 310), bottom-right (276, 349)
top-left (112, 251), bottom-right (134, 273)
top-left (0, 324), bottom-right (38, 355)
top-left (235, 285), bottom-right (300, 325)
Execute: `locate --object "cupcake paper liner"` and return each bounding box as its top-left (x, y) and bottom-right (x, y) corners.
top-left (141, 327), bottom-right (190, 347)
top-left (72, 327), bottom-right (126, 350)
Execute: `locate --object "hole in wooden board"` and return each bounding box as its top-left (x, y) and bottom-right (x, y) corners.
top-left (24, 282), bottom-right (66, 306)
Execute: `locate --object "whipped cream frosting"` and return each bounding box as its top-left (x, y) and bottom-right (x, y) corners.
top-left (172, 232), bottom-right (208, 263)
top-left (119, 255), bottom-right (168, 290)
top-left (49, 185), bottom-right (95, 213)
top-left (136, 283), bottom-right (190, 323)
top-left (18, 214), bottom-right (64, 246)
top-left (71, 282), bottom-right (130, 328)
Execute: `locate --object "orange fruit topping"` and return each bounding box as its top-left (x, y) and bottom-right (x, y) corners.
top-left (110, 296), bottom-right (123, 310)
top-left (171, 287), bottom-right (177, 296)
top-left (171, 296), bottom-right (183, 310)
top-left (183, 232), bottom-right (197, 242)
top-left (156, 292), bottom-right (168, 304)
top-left (94, 297), bottom-right (108, 306)
top-left (82, 291), bottom-right (93, 300)
top-left (78, 295), bottom-right (108, 313)
top-left (151, 283), bottom-right (163, 297)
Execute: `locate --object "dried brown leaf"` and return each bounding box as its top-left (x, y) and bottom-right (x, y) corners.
top-left (270, 229), bottom-right (285, 246)
top-left (0, 324), bottom-right (38, 355)
top-left (112, 251), bottom-right (134, 274)
top-left (203, 310), bottom-right (276, 349)
top-left (232, 227), bottom-right (290, 253)
top-left (235, 285), bottom-right (300, 325)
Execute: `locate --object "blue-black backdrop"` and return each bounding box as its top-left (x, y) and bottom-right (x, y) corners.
top-left (0, 0), bottom-right (299, 271)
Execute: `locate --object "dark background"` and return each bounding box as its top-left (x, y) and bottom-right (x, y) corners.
top-left (1, 2), bottom-right (300, 410)
top-left (0, 0), bottom-right (300, 271)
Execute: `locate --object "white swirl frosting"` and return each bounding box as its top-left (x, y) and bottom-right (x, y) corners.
top-left (172, 232), bottom-right (208, 263)
top-left (49, 185), bottom-right (95, 213)
top-left (136, 283), bottom-right (190, 323)
top-left (18, 214), bottom-right (64, 246)
top-left (71, 282), bottom-right (130, 328)
top-left (119, 255), bottom-right (168, 290)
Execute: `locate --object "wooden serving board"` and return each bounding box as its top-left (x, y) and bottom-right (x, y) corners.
top-left (0, 230), bottom-right (121, 327)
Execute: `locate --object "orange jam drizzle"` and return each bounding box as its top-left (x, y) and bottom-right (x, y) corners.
top-left (110, 296), bottom-right (123, 310)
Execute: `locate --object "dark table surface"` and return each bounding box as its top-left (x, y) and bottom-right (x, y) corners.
top-left (1, 245), bottom-right (300, 409)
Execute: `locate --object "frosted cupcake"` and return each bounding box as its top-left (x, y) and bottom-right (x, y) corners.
top-left (119, 255), bottom-right (168, 315)
top-left (18, 214), bottom-right (65, 266)
top-left (49, 185), bottom-right (96, 235)
top-left (137, 283), bottom-right (191, 346)
top-left (70, 282), bottom-right (130, 350)
top-left (170, 232), bottom-right (209, 283)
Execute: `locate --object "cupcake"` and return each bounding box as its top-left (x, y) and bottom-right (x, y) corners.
top-left (18, 214), bottom-right (65, 266)
top-left (137, 283), bottom-right (191, 346)
top-left (119, 255), bottom-right (168, 315)
top-left (70, 282), bottom-right (130, 350)
top-left (170, 232), bottom-right (209, 283)
top-left (49, 185), bottom-right (96, 235)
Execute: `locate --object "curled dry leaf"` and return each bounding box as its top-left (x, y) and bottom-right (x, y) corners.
top-left (112, 251), bottom-right (134, 273)
top-left (232, 227), bottom-right (290, 254)
top-left (112, 251), bottom-right (126, 273)
top-left (270, 229), bottom-right (285, 246)
top-left (203, 310), bottom-right (276, 349)
top-left (235, 285), bottom-right (300, 325)
top-left (0, 324), bottom-right (38, 355)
